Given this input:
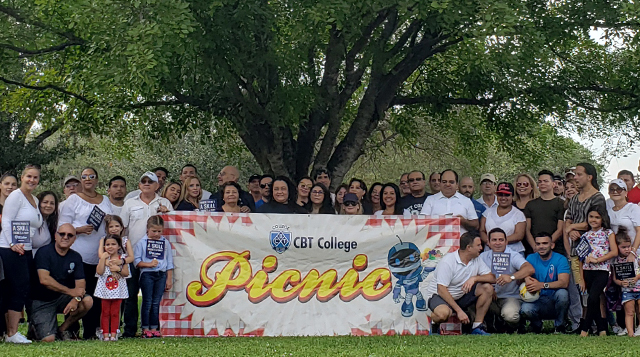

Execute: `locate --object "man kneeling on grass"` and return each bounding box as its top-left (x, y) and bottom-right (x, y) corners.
top-left (30, 224), bottom-right (93, 342)
top-left (425, 231), bottom-right (496, 335)
top-left (479, 228), bottom-right (535, 332)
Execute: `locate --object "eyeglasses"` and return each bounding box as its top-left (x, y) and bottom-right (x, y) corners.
top-left (57, 232), bottom-right (75, 238)
top-left (344, 201), bottom-right (358, 207)
top-left (480, 181), bottom-right (494, 185)
top-left (516, 182), bottom-right (530, 187)
top-left (260, 183), bottom-right (272, 188)
top-left (65, 183), bottom-right (79, 189)
top-left (408, 178), bottom-right (423, 183)
top-left (81, 174), bottom-right (97, 180)
top-left (311, 190), bottom-right (324, 195)
top-left (609, 187), bottom-right (625, 194)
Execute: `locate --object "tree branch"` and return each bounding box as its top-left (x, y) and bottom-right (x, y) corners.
top-left (0, 41), bottom-right (84, 57)
top-left (0, 5), bottom-right (85, 43)
top-left (30, 122), bottom-right (63, 148)
top-left (0, 76), bottom-right (92, 105)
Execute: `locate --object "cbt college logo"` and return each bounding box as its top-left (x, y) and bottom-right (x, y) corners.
top-left (270, 225), bottom-right (292, 254)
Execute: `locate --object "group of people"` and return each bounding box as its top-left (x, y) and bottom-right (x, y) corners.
top-left (0, 161), bottom-right (639, 342)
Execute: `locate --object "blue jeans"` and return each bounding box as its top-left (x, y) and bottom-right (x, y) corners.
top-left (140, 271), bottom-right (166, 330)
top-left (520, 289), bottom-right (569, 329)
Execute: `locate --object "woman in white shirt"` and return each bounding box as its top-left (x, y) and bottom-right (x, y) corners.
top-left (59, 167), bottom-right (113, 339)
top-left (607, 179), bottom-right (640, 258)
top-left (0, 164), bottom-right (43, 344)
top-left (480, 182), bottom-right (526, 254)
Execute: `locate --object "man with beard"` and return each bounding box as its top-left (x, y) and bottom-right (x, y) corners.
top-left (460, 176), bottom-right (486, 219)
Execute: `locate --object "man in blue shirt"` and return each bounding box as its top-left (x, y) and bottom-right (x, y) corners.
top-left (520, 232), bottom-right (570, 333)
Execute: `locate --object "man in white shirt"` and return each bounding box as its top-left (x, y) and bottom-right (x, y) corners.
top-left (420, 169), bottom-right (479, 234)
top-left (119, 172), bottom-right (172, 338)
top-left (425, 231), bottom-right (495, 335)
top-left (479, 228), bottom-right (534, 331)
top-left (476, 173), bottom-right (498, 210)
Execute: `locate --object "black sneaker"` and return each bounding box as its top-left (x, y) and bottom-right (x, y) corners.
top-left (56, 329), bottom-right (73, 341)
top-left (554, 326), bottom-right (566, 334)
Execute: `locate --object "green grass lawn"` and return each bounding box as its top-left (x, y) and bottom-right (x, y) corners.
top-left (1, 334), bottom-right (639, 356)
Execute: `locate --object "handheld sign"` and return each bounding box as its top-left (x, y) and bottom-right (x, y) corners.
top-left (614, 262), bottom-right (636, 280)
top-left (199, 199), bottom-right (217, 212)
top-left (492, 252), bottom-right (511, 276)
top-left (575, 237), bottom-right (592, 262)
top-left (11, 221), bottom-right (30, 244)
top-left (146, 239), bottom-right (166, 260)
top-left (86, 205), bottom-right (106, 230)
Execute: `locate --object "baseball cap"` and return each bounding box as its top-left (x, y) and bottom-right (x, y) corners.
top-left (140, 171), bottom-right (158, 183)
top-left (343, 193), bottom-right (359, 204)
top-left (552, 175), bottom-right (563, 182)
top-left (609, 179), bottom-right (627, 191)
top-left (495, 182), bottom-right (514, 195)
top-left (480, 173), bottom-right (497, 184)
top-left (248, 174), bottom-right (262, 183)
top-left (63, 175), bottom-right (80, 186)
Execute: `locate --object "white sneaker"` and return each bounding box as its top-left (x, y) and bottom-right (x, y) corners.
top-left (613, 325), bottom-right (623, 334)
top-left (618, 328), bottom-right (628, 336)
top-left (634, 326), bottom-right (640, 336)
top-left (5, 332), bottom-right (32, 344)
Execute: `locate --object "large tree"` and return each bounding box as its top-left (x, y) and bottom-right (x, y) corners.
top-left (1, 0), bottom-right (638, 188)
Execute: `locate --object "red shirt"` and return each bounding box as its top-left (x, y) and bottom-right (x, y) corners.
top-left (628, 186), bottom-right (640, 204)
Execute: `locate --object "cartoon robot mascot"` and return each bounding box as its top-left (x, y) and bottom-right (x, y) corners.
top-left (388, 239), bottom-right (435, 317)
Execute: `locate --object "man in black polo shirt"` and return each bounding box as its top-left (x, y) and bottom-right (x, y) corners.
top-left (400, 170), bottom-right (431, 215)
top-left (524, 170), bottom-right (565, 257)
top-left (31, 224), bottom-right (93, 342)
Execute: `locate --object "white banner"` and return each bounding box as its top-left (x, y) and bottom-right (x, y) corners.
top-left (160, 212), bottom-right (460, 336)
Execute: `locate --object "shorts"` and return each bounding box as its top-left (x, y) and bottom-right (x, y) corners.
top-left (622, 291), bottom-right (640, 304)
top-left (30, 294), bottom-right (88, 340)
top-left (428, 284), bottom-right (478, 311)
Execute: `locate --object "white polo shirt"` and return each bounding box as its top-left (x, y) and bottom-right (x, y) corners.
top-left (476, 195), bottom-right (498, 210)
top-left (120, 193), bottom-right (173, 247)
top-left (420, 192), bottom-right (478, 234)
top-left (424, 250), bottom-right (491, 302)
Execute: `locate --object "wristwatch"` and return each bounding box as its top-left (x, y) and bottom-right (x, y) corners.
top-left (75, 296), bottom-right (82, 302)
top-left (510, 275), bottom-right (516, 281)
top-left (543, 283), bottom-right (550, 289)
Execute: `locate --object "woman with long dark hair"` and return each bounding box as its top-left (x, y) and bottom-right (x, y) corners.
top-left (33, 191), bottom-right (59, 255)
top-left (309, 183), bottom-right (335, 214)
top-left (367, 182), bottom-right (383, 214)
top-left (334, 184), bottom-right (348, 214)
top-left (375, 183), bottom-right (404, 216)
top-left (349, 178), bottom-right (373, 215)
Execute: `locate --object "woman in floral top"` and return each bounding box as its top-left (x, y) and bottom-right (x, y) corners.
top-left (579, 207), bottom-right (618, 337)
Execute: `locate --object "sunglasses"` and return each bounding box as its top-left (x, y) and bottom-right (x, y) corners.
top-left (408, 178), bottom-right (423, 183)
top-left (141, 179), bottom-right (154, 184)
top-left (57, 232), bottom-right (75, 238)
top-left (299, 184), bottom-right (312, 189)
top-left (65, 183), bottom-right (79, 189)
top-left (260, 183), bottom-right (272, 188)
top-left (516, 182), bottom-right (530, 187)
top-left (81, 174), bottom-right (97, 180)
top-left (609, 187), bottom-right (625, 194)
top-left (344, 201), bottom-right (358, 207)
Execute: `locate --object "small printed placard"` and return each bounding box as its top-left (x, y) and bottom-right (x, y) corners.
top-left (11, 221), bottom-right (30, 244)
top-left (199, 199), bottom-right (217, 212)
top-left (614, 262), bottom-right (636, 280)
top-left (146, 239), bottom-right (165, 260)
top-left (575, 237), bottom-right (592, 262)
top-left (491, 252), bottom-right (511, 276)
top-left (86, 205), bottom-right (106, 230)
